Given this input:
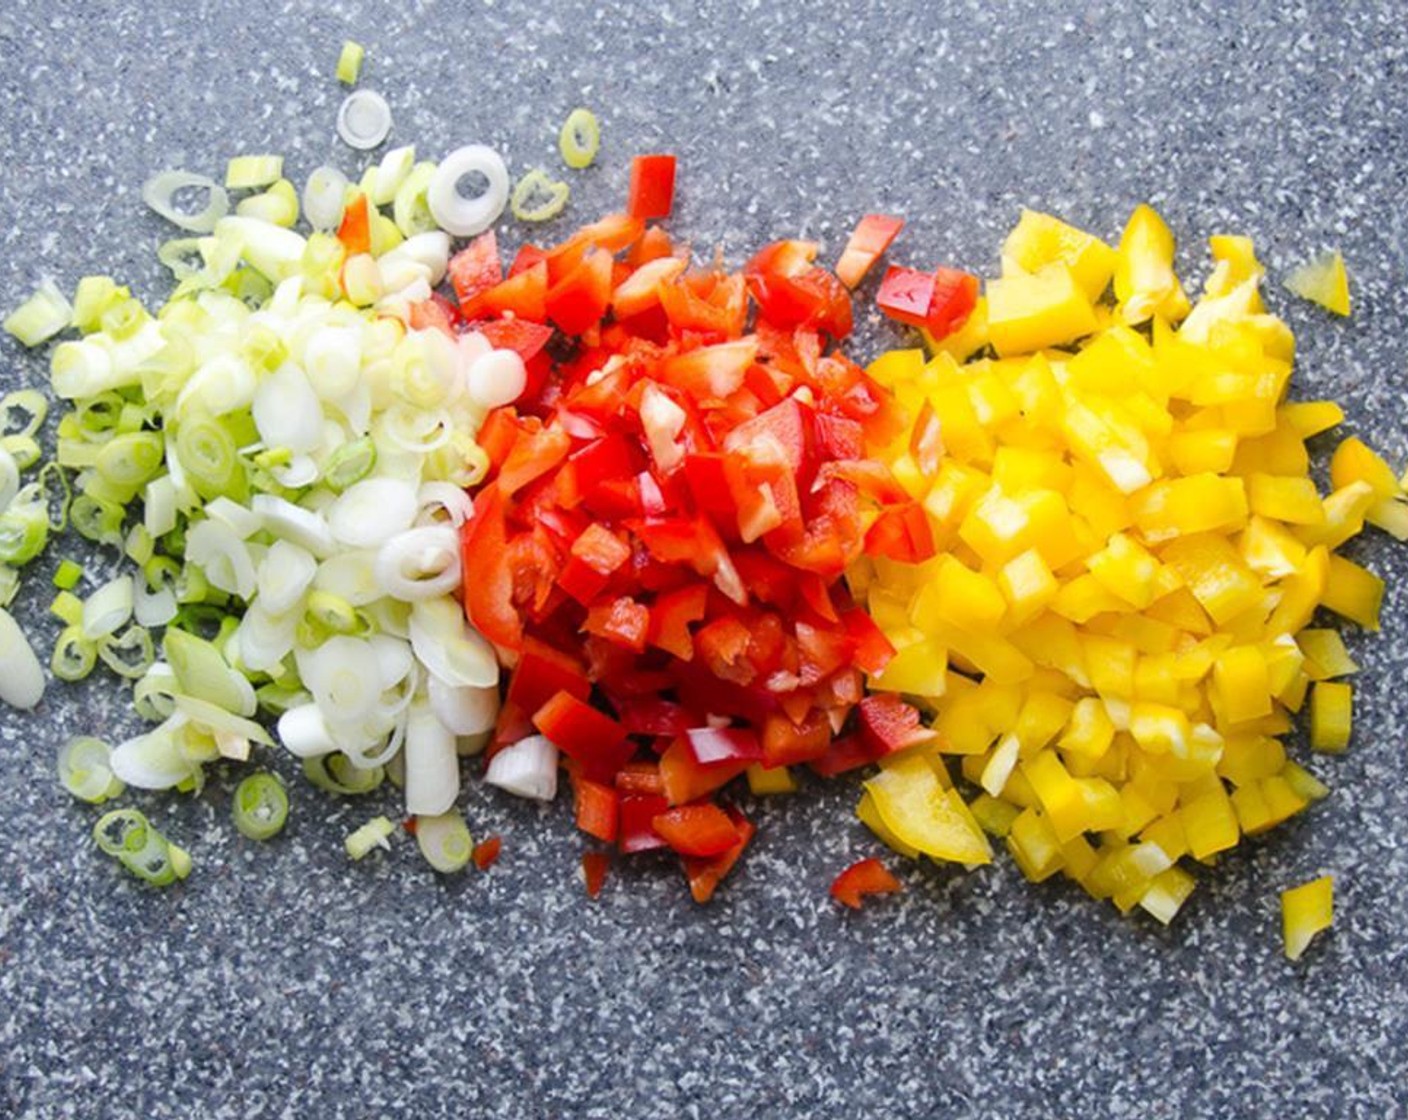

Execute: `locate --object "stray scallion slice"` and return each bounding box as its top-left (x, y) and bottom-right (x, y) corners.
top-left (225, 155), bottom-right (284, 190)
top-left (2, 436), bottom-right (41, 471)
top-left (93, 808), bottom-right (191, 886)
top-left (58, 736), bottom-right (125, 803)
top-left (51, 625), bottom-right (98, 681)
top-left (510, 169), bottom-right (570, 223)
top-left (559, 107), bottom-right (600, 169)
top-left (232, 771), bottom-right (289, 841)
top-left (97, 625), bottom-right (157, 679)
top-left (303, 753), bottom-right (385, 796)
top-left (345, 814), bottom-right (396, 860)
top-left (142, 171), bottom-right (230, 234)
top-left (337, 89), bottom-right (392, 151)
top-left (0, 390), bottom-right (48, 440)
top-left (415, 811), bottom-right (473, 873)
top-left (3, 281), bottom-right (72, 347)
top-left (336, 40), bottom-right (365, 85)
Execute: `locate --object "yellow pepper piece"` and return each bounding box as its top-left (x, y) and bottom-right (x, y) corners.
top-left (1330, 437), bottom-right (1398, 499)
top-left (862, 754), bottom-right (992, 865)
top-left (1296, 629), bottom-right (1359, 680)
top-left (1285, 251), bottom-right (1351, 316)
top-left (1113, 204), bottom-right (1191, 325)
top-left (985, 264), bottom-right (1099, 357)
top-left (922, 297), bottom-right (990, 361)
top-left (856, 790), bottom-right (919, 860)
top-left (1006, 807), bottom-right (1064, 882)
top-left (1281, 875), bottom-right (1334, 960)
top-left (1001, 208), bottom-right (1117, 301)
top-left (746, 764), bottom-right (796, 796)
top-left (1139, 865), bottom-right (1197, 925)
top-left (1309, 680), bottom-right (1352, 752)
top-left (1319, 555), bottom-right (1383, 630)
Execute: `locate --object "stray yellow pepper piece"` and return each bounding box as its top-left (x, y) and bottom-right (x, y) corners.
top-left (1282, 875), bottom-right (1334, 960)
top-left (1284, 251), bottom-right (1351, 316)
top-left (862, 754), bottom-right (992, 865)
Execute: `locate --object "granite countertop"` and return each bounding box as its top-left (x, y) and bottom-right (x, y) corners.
top-left (2, 2), bottom-right (1406, 1117)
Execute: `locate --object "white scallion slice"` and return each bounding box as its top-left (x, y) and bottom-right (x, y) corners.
top-left (109, 718), bottom-right (199, 789)
top-left (345, 815), bottom-right (395, 860)
top-left (416, 481), bottom-right (474, 527)
top-left (226, 154), bottom-right (284, 190)
top-left (428, 145), bottom-right (509, 237)
top-left (0, 608), bottom-right (45, 709)
top-left (484, 734), bottom-right (558, 801)
top-left (81, 576), bottom-right (134, 641)
top-left (252, 363), bottom-right (324, 453)
top-left (337, 90), bottom-right (392, 151)
top-left (408, 598), bottom-right (497, 689)
top-left (185, 519), bottom-right (257, 599)
top-left (326, 477), bottom-right (418, 549)
top-left (559, 108), bottom-right (600, 170)
top-left (4, 280), bottom-right (73, 347)
top-left (415, 810), bottom-right (472, 874)
top-left (427, 676), bottom-right (499, 737)
top-left (467, 348), bottom-right (527, 410)
top-left (256, 539), bottom-right (318, 615)
top-left (302, 166), bottom-right (349, 232)
top-left (403, 699), bottom-right (459, 816)
top-left (374, 525), bottom-right (461, 601)
top-left (251, 494), bottom-right (337, 558)
top-left (372, 145), bottom-right (417, 206)
top-left (58, 736), bottom-right (125, 803)
top-left (142, 171), bottom-right (230, 234)
top-left (277, 702), bottom-right (340, 758)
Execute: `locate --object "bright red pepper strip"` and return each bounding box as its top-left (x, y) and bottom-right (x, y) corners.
top-left (829, 857), bottom-right (903, 909)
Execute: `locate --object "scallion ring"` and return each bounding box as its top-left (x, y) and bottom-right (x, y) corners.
top-left (510, 169), bottom-right (570, 223)
top-left (57, 736), bottom-right (125, 804)
top-left (232, 771), bottom-right (289, 841)
top-left (428, 145), bottom-right (509, 237)
top-left (337, 90), bottom-right (392, 151)
top-left (302, 166), bottom-right (349, 231)
top-left (51, 626), bottom-right (97, 681)
top-left (142, 170), bottom-right (230, 234)
top-left (559, 108), bottom-right (601, 169)
top-left (0, 389), bottom-right (48, 439)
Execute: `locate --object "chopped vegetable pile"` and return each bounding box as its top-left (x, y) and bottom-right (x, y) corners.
top-left (0, 52), bottom-right (1387, 956)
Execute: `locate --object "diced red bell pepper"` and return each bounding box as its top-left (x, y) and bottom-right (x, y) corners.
top-left (582, 851), bottom-right (610, 898)
top-left (761, 710), bottom-right (832, 768)
top-left (750, 267), bottom-right (853, 339)
top-left (926, 267), bottom-right (980, 339)
top-left (613, 256), bottom-right (688, 320)
top-left (460, 482), bottom-right (523, 652)
top-left (684, 726), bottom-right (763, 766)
top-left (574, 779), bottom-right (619, 843)
top-left (472, 835), bottom-right (503, 870)
top-left (478, 260), bottom-right (548, 322)
top-left (830, 857), bottom-right (903, 909)
top-left (408, 293), bottom-right (459, 337)
top-left (864, 501), bottom-right (937, 563)
top-left (662, 339), bottom-right (759, 401)
top-left (839, 607), bottom-right (897, 676)
top-left (505, 636), bottom-right (591, 718)
top-left (614, 761), bottom-right (666, 796)
top-left (618, 793), bottom-right (671, 853)
top-left (745, 239), bottom-right (818, 280)
top-left (627, 154), bottom-right (678, 220)
top-left (858, 694), bottom-right (937, 756)
top-left (646, 582), bottom-right (709, 661)
top-left (651, 804), bottom-right (741, 857)
top-left (659, 736), bottom-right (749, 805)
top-left (835, 214), bottom-right (904, 289)
top-left (533, 690), bottom-right (634, 782)
top-left (876, 265), bottom-right (937, 329)
top-left (547, 246), bottom-right (614, 335)
top-left (510, 244), bottom-right (548, 277)
top-left (336, 192), bottom-right (371, 256)
top-left (807, 735), bottom-right (876, 778)
top-left (498, 427), bottom-right (572, 498)
top-left (583, 596), bottom-right (651, 652)
top-left (682, 809), bottom-right (754, 903)
top-left (722, 396), bottom-right (810, 471)
top-left (449, 231), bottom-right (503, 316)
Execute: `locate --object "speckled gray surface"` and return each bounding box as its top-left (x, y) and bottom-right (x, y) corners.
top-left (2, 2), bottom-right (1407, 1117)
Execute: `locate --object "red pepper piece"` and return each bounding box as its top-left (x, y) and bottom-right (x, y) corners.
top-left (661, 339), bottom-right (758, 401)
top-left (472, 835), bottom-right (503, 870)
top-left (460, 482), bottom-right (523, 652)
top-left (659, 737), bottom-right (749, 805)
top-left (840, 607), bottom-right (897, 676)
top-left (498, 427), bottom-right (572, 499)
top-left (858, 694), bottom-right (937, 756)
top-left (505, 637), bottom-right (591, 720)
top-left (336, 192), bottom-right (371, 256)
top-left (510, 244), bottom-right (548, 277)
top-left (615, 761), bottom-right (666, 796)
top-left (408, 293), bottom-right (459, 337)
top-left (651, 804), bottom-right (741, 857)
top-left (684, 726), bottom-right (763, 766)
top-left (864, 501), bottom-right (938, 563)
top-left (582, 851), bottom-right (610, 898)
top-left (533, 691), bottom-right (634, 782)
top-left (449, 231), bottom-right (503, 316)
top-left (546, 246), bottom-right (614, 335)
top-left (807, 734), bottom-right (875, 778)
top-left (761, 710), bottom-right (832, 768)
top-left (645, 582), bottom-right (709, 661)
top-left (627, 154), bottom-right (678, 220)
top-left (835, 214), bottom-right (904, 290)
top-left (574, 779), bottom-right (620, 843)
top-left (618, 793), bottom-right (671, 853)
top-left (478, 261), bottom-right (548, 322)
top-left (830, 857), bottom-right (903, 909)
top-left (583, 596), bottom-right (651, 652)
top-left (682, 809), bottom-right (755, 903)
top-left (876, 265), bottom-right (937, 329)
top-left (616, 698), bottom-right (692, 739)
top-left (926, 267), bottom-right (980, 339)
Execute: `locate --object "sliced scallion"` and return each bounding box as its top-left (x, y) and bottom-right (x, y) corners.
top-left (336, 40), bottom-right (365, 86)
top-left (415, 811), bottom-right (472, 874)
top-left (0, 389), bottom-right (48, 440)
top-left (510, 169), bottom-right (570, 223)
top-left (51, 625), bottom-right (98, 681)
top-left (232, 771), bottom-right (289, 841)
top-left (58, 736), bottom-right (125, 803)
top-left (3, 280), bottom-right (73, 347)
top-left (337, 89), bottom-right (392, 151)
top-left (559, 107), bottom-right (600, 169)
top-left (345, 814), bottom-right (395, 860)
top-left (225, 155), bottom-right (284, 191)
top-left (428, 145), bottom-right (509, 237)
top-left (142, 171), bottom-right (230, 234)
top-left (0, 607), bottom-right (46, 709)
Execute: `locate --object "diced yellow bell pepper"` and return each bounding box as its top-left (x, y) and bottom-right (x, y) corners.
top-left (1281, 875), bottom-right (1334, 961)
top-left (1281, 761), bottom-right (1330, 803)
top-left (1139, 865), bottom-right (1197, 925)
top-left (1006, 807), bottom-right (1064, 882)
top-left (922, 296), bottom-right (990, 361)
top-left (979, 734), bottom-right (1021, 797)
top-left (1240, 516), bottom-right (1308, 579)
top-left (865, 347), bottom-right (925, 389)
top-left (1246, 474), bottom-right (1325, 525)
top-left (1285, 250), bottom-right (1351, 316)
top-left (1139, 813), bottom-right (1188, 862)
top-left (1131, 475), bottom-right (1249, 542)
top-left (1001, 209), bottom-right (1118, 301)
top-left (1279, 400), bottom-right (1343, 439)
top-left (1309, 680), bottom-right (1352, 752)
top-left (909, 557), bottom-right (1006, 633)
top-left (1264, 545), bottom-right (1330, 637)
top-left (1158, 533), bottom-right (1263, 625)
top-left (1114, 204), bottom-right (1191, 325)
top-left (969, 792), bottom-right (1022, 837)
top-left (1330, 437), bottom-right (1398, 499)
top-left (1169, 428), bottom-right (1238, 476)
top-left (1087, 532), bottom-right (1165, 609)
top-left (1319, 555), bottom-right (1383, 631)
top-left (1179, 780), bottom-right (1240, 860)
top-left (746, 763), bottom-right (796, 796)
top-left (870, 636), bottom-right (949, 697)
top-left (986, 263), bottom-right (1099, 357)
top-left (862, 754), bottom-right (992, 864)
top-left (1296, 629), bottom-right (1359, 680)
top-left (997, 549), bottom-right (1059, 625)
top-left (856, 790), bottom-right (920, 860)
top-left (1210, 645), bottom-right (1273, 726)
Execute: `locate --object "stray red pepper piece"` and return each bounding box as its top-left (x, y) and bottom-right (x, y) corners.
top-left (652, 803), bottom-right (741, 857)
top-left (682, 809), bottom-right (755, 903)
top-left (864, 501), bottom-right (937, 563)
top-left (627, 154), bottom-right (678, 220)
top-left (336, 192), bottom-right (371, 256)
top-left (876, 265), bottom-right (937, 329)
top-left (546, 246), bottom-right (614, 335)
top-left (830, 857), bottom-right (903, 909)
top-left (618, 793), bottom-right (672, 853)
top-left (835, 214), bottom-right (904, 289)
top-left (460, 482), bottom-right (523, 652)
top-left (472, 835), bottom-right (503, 870)
top-left (582, 851), bottom-right (610, 898)
top-left (925, 267), bottom-right (980, 339)
top-left (575, 779), bottom-right (620, 843)
top-left (476, 317), bottom-right (554, 362)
